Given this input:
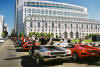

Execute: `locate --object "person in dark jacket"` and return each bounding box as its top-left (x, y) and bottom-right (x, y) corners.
top-left (39, 37), bottom-right (45, 45)
top-left (67, 39), bottom-right (71, 43)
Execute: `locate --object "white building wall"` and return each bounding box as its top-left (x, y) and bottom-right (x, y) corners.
top-left (15, 0), bottom-right (88, 34)
top-left (24, 15), bottom-right (100, 38)
top-left (0, 15), bottom-right (4, 37)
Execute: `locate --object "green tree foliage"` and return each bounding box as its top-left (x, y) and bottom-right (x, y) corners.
top-left (85, 34), bottom-right (100, 39)
top-left (4, 31), bottom-right (8, 37)
top-left (47, 33), bottom-right (51, 38)
top-left (29, 32), bottom-right (33, 37)
top-left (29, 32), bottom-right (54, 38)
top-left (36, 32), bottom-right (40, 37)
top-left (56, 34), bottom-right (58, 38)
top-left (51, 33), bottom-right (54, 37)
top-left (19, 32), bottom-right (24, 38)
top-left (44, 33), bottom-right (48, 37)
top-left (2, 32), bottom-right (5, 37)
top-left (40, 32), bottom-right (45, 37)
top-left (32, 32), bottom-right (36, 36)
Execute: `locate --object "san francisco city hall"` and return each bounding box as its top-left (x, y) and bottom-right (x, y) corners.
top-left (15, 0), bottom-right (100, 38)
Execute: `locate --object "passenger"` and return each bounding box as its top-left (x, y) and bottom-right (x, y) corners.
top-left (44, 37), bottom-right (48, 45)
top-left (19, 39), bottom-right (22, 46)
top-left (78, 41), bottom-right (82, 45)
top-left (47, 37), bottom-right (50, 45)
top-left (63, 38), bottom-right (67, 43)
top-left (90, 43), bottom-right (92, 45)
top-left (92, 43), bottom-right (96, 47)
top-left (34, 40), bottom-right (39, 46)
top-left (88, 43), bottom-right (92, 46)
top-left (60, 39), bottom-right (63, 43)
top-left (82, 41), bottom-right (86, 45)
top-left (39, 37), bottom-right (46, 45)
top-left (32, 40), bottom-right (35, 45)
top-left (67, 39), bottom-right (71, 44)
top-left (75, 41), bottom-right (77, 44)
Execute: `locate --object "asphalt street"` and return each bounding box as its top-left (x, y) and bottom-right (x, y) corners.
top-left (0, 39), bottom-right (100, 67)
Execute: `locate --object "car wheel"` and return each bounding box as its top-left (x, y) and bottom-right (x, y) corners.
top-left (72, 52), bottom-right (78, 61)
top-left (36, 55), bottom-right (41, 64)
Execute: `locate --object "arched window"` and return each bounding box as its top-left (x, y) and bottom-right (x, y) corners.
top-left (45, 22), bottom-right (47, 28)
top-left (81, 24), bottom-right (83, 29)
top-left (65, 23), bottom-right (67, 28)
top-left (71, 24), bottom-right (72, 29)
top-left (30, 21), bottom-right (33, 28)
top-left (59, 23), bottom-right (60, 28)
top-left (91, 25), bottom-right (93, 29)
top-left (64, 31), bottom-right (67, 38)
top-left (87, 25), bottom-right (88, 29)
top-left (76, 24), bottom-right (78, 29)
top-left (52, 23), bottom-right (54, 28)
top-left (38, 22), bottom-right (40, 28)
top-left (70, 32), bottom-right (73, 38)
top-left (76, 32), bottom-right (79, 38)
top-left (96, 25), bottom-right (98, 30)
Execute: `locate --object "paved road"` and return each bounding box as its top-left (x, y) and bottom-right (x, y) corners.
top-left (0, 39), bottom-right (100, 67)
top-left (0, 39), bottom-right (40, 67)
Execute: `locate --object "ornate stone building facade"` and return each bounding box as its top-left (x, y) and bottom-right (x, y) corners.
top-left (15, 0), bottom-right (100, 38)
top-left (24, 15), bottom-right (100, 38)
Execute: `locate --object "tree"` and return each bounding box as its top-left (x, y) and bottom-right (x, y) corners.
top-left (47, 33), bottom-right (51, 38)
top-left (29, 32), bottom-right (33, 37)
top-left (44, 33), bottom-right (48, 37)
top-left (19, 32), bottom-right (24, 38)
top-left (4, 31), bottom-right (8, 37)
top-left (56, 34), bottom-right (58, 38)
top-left (32, 32), bottom-right (36, 36)
top-left (40, 32), bottom-right (45, 37)
top-left (36, 32), bottom-right (40, 38)
top-left (85, 34), bottom-right (100, 39)
top-left (51, 33), bottom-right (54, 37)
top-left (85, 35), bottom-right (89, 39)
top-left (2, 32), bottom-right (5, 37)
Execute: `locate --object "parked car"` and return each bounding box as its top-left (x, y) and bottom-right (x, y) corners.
top-left (54, 43), bottom-right (69, 48)
top-left (29, 45), bottom-right (71, 64)
top-left (22, 41), bottom-right (32, 50)
top-left (67, 44), bottom-right (100, 61)
top-left (0, 38), bottom-right (4, 43)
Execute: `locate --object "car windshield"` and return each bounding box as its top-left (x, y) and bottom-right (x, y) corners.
top-left (38, 46), bottom-right (46, 49)
top-left (45, 46), bottom-right (65, 51)
top-left (55, 43), bottom-right (60, 45)
top-left (0, 38), bottom-right (3, 40)
top-left (61, 43), bottom-right (67, 45)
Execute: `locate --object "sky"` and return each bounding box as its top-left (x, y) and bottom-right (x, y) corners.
top-left (0, 0), bottom-right (100, 34)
